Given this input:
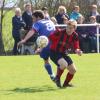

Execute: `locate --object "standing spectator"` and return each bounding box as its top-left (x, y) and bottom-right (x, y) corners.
top-left (18, 10), bottom-right (56, 81)
top-left (55, 5), bottom-right (69, 24)
top-left (49, 20), bottom-right (82, 88)
top-left (12, 8), bottom-right (25, 55)
top-left (22, 3), bottom-right (33, 31)
top-left (22, 3), bottom-right (37, 43)
top-left (89, 4), bottom-right (99, 17)
top-left (42, 7), bottom-right (50, 19)
top-left (70, 6), bottom-right (82, 21)
top-left (87, 16), bottom-right (97, 52)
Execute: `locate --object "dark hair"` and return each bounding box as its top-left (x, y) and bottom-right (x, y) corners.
top-left (32, 10), bottom-right (45, 19)
top-left (42, 7), bottom-right (48, 11)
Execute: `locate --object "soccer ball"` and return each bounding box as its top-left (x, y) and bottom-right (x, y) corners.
top-left (36, 36), bottom-right (49, 48)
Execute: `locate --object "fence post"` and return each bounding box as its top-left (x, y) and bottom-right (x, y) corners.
top-left (96, 24), bottom-right (100, 53)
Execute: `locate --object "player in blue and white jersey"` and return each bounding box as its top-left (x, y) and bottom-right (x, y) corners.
top-left (18, 10), bottom-right (56, 81)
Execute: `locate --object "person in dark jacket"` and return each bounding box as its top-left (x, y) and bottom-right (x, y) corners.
top-left (22, 3), bottom-right (33, 31)
top-left (55, 5), bottom-right (69, 24)
top-left (12, 7), bottom-right (25, 55)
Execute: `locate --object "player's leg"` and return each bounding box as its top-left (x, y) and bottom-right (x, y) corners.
top-left (55, 58), bottom-right (68, 87)
top-left (50, 51), bottom-right (67, 87)
top-left (63, 56), bottom-right (76, 87)
top-left (40, 45), bottom-right (55, 81)
top-left (44, 59), bottom-right (55, 81)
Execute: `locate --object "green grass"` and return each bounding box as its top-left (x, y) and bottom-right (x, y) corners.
top-left (0, 54), bottom-right (100, 100)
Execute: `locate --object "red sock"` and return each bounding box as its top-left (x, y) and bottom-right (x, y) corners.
top-left (56, 67), bottom-right (64, 79)
top-left (63, 72), bottom-right (74, 85)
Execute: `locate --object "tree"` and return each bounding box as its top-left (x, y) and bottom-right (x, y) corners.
top-left (0, 0), bottom-right (5, 55)
top-left (0, 0), bottom-right (17, 55)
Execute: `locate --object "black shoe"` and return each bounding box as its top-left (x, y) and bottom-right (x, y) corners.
top-left (50, 75), bottom-right (56, 82)
top-left (63, 83), bottom-right (74, 88)
top-left (54, 77), bottom-right (61, 88)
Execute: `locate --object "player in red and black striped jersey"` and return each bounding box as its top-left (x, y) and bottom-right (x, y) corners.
top-left (49, 20), bottom-right (82, 88)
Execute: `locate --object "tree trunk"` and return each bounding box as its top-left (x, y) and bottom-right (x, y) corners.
top-left (18, 0), bottom-right (24, 11)
top-left (0, 0), bottom-right (5, 55)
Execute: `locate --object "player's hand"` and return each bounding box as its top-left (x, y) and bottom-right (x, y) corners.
top-left (75, 49), bottom-right (83, 56)
top-left (17, 39), bottom-right (26, 47)
top-left (34, 48), bottom-right (42, 54)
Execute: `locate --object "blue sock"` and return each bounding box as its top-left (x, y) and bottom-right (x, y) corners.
top-left (45, 63), bottom-right (53, 75)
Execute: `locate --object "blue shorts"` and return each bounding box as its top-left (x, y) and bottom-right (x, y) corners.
top-left (50, 50), bottom-right (73, 67)
top-left (40, 43), bottom-right (50, 60)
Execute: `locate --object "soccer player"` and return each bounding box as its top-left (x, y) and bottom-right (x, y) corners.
top-left (18, 10), bottom-right (56, 81)
top-left (49, 20), bottom-right (82, 88)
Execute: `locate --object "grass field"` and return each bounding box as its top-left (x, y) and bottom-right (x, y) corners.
top-left (0, 54), bottom-right (100, 100)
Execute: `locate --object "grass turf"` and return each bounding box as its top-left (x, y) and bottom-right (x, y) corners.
top-left (0, 54), bottom-right (100, 100)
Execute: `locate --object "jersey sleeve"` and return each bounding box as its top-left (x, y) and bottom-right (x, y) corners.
top-left (32, 22), bottom-right (40, 33)
top-left (73, 33), bottom-right (80, 50)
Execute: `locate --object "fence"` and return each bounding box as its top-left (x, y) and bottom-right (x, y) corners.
top-left (1, 24), bottom-right (100, 55)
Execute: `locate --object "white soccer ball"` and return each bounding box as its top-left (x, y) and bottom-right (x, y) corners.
top-left (36, 36), bottom-right (49, 48)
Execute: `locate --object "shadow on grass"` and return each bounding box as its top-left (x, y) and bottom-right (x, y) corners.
top-left (6, 85), bottom-right (58, 94)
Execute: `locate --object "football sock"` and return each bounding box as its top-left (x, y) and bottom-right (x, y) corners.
top-left (56, 67), bottom-right (64, 79)
top-left (63, 72), bottom-right (74, 85)
top-left (45, 63), bottom-right (54, 75)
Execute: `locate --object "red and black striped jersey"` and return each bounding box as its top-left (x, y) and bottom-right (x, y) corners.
top-left (49, 28), bottom-right (80, 53)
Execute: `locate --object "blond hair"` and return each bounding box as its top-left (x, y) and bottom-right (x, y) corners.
top-left (57, 5), bottom-right (66, 13)
top-left (67, 20), bottom-right (77, 29)
top-left (15, 7), bottom-right (21, 13)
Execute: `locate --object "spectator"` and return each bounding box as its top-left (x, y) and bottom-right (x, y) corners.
top-left (12, 7), bottom-right (26, 55)
top-left (87, 16), bottom-right (97, 52)
top-left (42, 7), bottom-right (50, 19)
top-left (22, 3), bottom-right (33, 31)
top-left (70, 6), bottom-right (82, 21)
top-left (89, 4), bottom-right (99, 17)
top-left (22, 3), bottom-right (37, 43)
top-left (55, 5), bottom-right (69, 24)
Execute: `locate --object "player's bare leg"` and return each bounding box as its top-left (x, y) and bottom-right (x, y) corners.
top-left (63, 63), bottom-right (76, 87)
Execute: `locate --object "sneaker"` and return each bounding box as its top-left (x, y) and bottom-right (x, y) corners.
top-left (50, 75), bottom-right (56, 82)
top-left (63, 83), bottom-right (74, 88)
top-left (54, 77), bottom-right (61, 88)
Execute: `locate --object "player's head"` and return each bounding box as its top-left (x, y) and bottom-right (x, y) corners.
top-left (66, 20), bottom-right (77, 35)
top-left (32, 10), bottom-right (45, 22)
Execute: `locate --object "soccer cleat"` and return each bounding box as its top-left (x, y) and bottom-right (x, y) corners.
top-left (63, 83), bottom-right (74, 88)
top-left (50, 75), bottom-right (56, 82)
top-left (54, 77), bottom-right (61, 88)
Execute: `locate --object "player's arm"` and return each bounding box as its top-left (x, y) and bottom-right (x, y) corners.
top-left (18, 29), bottom-right (36, 46)
top-left (73, 35), bottom-right (82, 56)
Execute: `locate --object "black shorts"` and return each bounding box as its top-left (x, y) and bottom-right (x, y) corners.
top-left (50, 50), bottom-right (73, 67)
